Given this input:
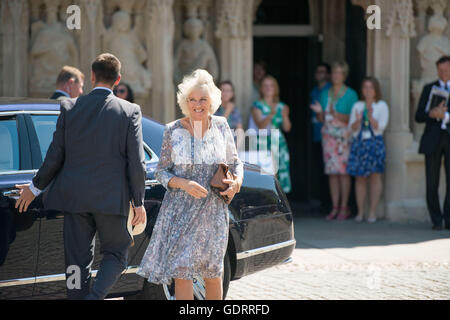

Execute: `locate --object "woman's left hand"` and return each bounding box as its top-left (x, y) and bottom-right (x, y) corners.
top-left (220, 179), bottom-right (239, 200)
top-left (282, 105), bottom-right (290, 119)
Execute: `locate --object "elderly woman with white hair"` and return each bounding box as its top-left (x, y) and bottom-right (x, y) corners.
top-left (137, 69), bottom-right (244, 300)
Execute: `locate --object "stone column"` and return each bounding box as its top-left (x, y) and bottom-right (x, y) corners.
top-left (146, 0), bottom-right (176, 123)
top-left (322, 0), bottom-right (346, 64)
top-left (215, 0), bottom-right (256, 127)
top-left (1, 0), bottom-right (29, 97)
top-left (78, 0), bottom-right (104, 93)
top-left (373, 0), bottom-right (417, 221)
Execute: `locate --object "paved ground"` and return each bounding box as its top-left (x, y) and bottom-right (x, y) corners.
top-left (226, 215), bottom-right (450, 300)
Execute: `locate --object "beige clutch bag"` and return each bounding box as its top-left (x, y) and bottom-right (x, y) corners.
top-left (126, 202), bottom-right (147, 247)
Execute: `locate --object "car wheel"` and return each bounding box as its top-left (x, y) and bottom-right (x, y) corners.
top-left (137, 251), bottom-right (231, 300)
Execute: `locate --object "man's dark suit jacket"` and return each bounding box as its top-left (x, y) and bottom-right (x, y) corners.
top-left (415, 80), bottom-right (450, 155)
top-left (50, 91), bottom-right (68, 100)
top-left (32, 88), bottom-right (146, 216)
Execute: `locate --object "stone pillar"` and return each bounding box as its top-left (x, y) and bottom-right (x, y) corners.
top-left (373, 0), bottom-right (417, 221)
top-left (78, 0), bottom-right (104, 93)
top-left (1, 0), bottom-right (29, 97)
top-left (215, 0), bottom-right (256, 127)
top-left (146, 0), bottom-right (176, 123)
top-left (322, 0), bottom-right (346, 64)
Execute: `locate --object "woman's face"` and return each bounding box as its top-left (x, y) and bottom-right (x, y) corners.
top-left (261, 78), bottom-right (276, 99)
top-left (331, 67), bottom-right (346, 86)
top-left (220, 83), bottom-right (234, 104)
top-left (362, 81), bottom-right (376, 101)
top-left (187, 87), bottom-right (211, 122)
top-left (116, 84), bottom-right (128, 100)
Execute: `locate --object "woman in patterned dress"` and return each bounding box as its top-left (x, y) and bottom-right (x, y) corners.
top-left (347, 77), bottom-right (389, 223)
top-left (137, 69), bottom-right (244, 300)
top-left (310, 62), bottom-right (358, 220)
top-left (251, 75), bottom-right (292, 193)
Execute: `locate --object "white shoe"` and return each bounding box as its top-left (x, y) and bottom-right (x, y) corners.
top-left (355, 215), bottom-right (364, 223)
top-left (367, 217), bottom-right (377, 224)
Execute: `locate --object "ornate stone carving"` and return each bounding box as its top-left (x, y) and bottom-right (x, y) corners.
top-left (411, 0), bottom-right (450, 141)
top-left (215, 0), bottom-right (247, 38)
top-left (386, 0), bottom-right (416, 38)
top-left (29, 0), bottom-right (79, 94)
top-left (174, 17), bottom-right (219, 83)
top-left (417, 14), bottom-right (450, 82)
top-left (103, 10), bottom-right (152, 94)
top-left (146, 0), bottom-right (176, 122)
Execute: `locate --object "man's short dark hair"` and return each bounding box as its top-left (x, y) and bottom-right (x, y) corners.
top-left (92, 53), bottom-right (121, 85)
top-left (436, 55), bottom-right (450, 66)
top-left (317, 62), bottom-right (331, 74)
top-left (56, 66), bottom-right (84, 86)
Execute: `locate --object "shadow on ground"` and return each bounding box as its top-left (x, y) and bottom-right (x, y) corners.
top-left (289, 201), bottom-right (450, 250)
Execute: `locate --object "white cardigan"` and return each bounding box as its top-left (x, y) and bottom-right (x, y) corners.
top-left (348, 100), bottom-right (389, 137)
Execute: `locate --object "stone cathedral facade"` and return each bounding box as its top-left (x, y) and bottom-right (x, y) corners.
top-left (1, 0), bottom-right (450, 223)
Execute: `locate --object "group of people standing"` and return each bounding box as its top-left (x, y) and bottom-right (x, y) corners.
top-left (310, 62), bottom-right (389, 223)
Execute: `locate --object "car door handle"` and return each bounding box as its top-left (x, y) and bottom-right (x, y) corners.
top-left (145, 179), bottom-right (160, 187)
top-left (3, 189), bottom-right (21, 199)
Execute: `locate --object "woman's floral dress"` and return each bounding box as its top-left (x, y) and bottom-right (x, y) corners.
top-left (137, 116), bottom-right (244, 284)
top-left (253, 100), bottom-right (292, 193)
top-left (319, 87), bottom-right (358, 175)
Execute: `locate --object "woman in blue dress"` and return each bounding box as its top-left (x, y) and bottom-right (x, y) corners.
top-left (137, 70), bottom-right (244, 300)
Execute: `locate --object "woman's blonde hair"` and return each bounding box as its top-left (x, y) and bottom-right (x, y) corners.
top-left (176, 69), bottom-right (222, 116)
top-left (259, 75), bottom-right (280, 103)
top-left (332, 61), bottom-right (350, 78)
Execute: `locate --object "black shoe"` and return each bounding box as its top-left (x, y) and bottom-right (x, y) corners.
top-left (432, 224), bottom-right (443, 231)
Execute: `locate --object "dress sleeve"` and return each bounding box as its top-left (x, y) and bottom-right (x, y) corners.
top-left (223, 119), bottom-right (244, 179)
top-left (376, 101), bottom-right (390, 133)
top-left (155, 125), bottom-right (176, 190)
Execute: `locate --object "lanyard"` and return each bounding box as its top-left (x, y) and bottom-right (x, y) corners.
top-left (362, 103), bottom-right (370, 128)
top-left (328, 86), bottom-right (346, 108)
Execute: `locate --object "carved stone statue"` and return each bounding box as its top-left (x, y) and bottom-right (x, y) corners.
top-left (412, 12), bottom-right (450, 141)
top-left (103, 10), bottom-right (152, 94)
top-left (174, 17), bottom-right (219, 84)
top-left (29, 2), bottom-right (79, 93)
top-left (417, 14), bottom-right (450, 83)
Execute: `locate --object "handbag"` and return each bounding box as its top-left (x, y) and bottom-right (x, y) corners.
top-left (210, 163), bottom-right (236, 205)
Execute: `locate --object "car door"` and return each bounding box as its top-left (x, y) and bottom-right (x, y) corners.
top-left (26, 112), bottom-right (164, 298)
top-left (0, 113), bottom-right (41, 299)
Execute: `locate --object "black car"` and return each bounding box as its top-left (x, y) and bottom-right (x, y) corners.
top-left (0, 98), bottom-right (295, 300)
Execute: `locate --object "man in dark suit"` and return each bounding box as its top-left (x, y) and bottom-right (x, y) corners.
top-left (50, 65), bottom-right (85, 100)
top-left (415, 55), bottom-right (450, 231)
top-left (15, 53), bottom-right (147, 299)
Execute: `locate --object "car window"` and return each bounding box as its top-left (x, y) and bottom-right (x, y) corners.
top-left (0, 118), bottom-right (20, 171)
top-left (30, 115), bottom-right (58, 160)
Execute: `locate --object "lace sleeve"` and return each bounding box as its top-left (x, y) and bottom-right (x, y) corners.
top-left (155, 125), bottom-right (176, 190)
top-left (223, 118), bottom-right (244, 179)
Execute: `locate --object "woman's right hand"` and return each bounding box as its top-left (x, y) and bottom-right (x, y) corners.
top-left (182, 180), bottom-right (209, 199)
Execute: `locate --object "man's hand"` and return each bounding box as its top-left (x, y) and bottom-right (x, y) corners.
top-left (132, 206), bottom-right (146, 226)
top-left (15, 184), bottom-right (36, 213)
top-left (429, 101), bottom-right (447, 119)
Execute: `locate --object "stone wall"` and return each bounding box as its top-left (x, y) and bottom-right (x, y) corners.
top-left (1, 0), bottom-right (257, 124)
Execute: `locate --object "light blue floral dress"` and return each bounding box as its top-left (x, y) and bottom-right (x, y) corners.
top-left (137, 116), bottom-right (244, 284)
